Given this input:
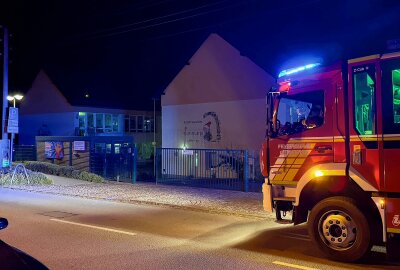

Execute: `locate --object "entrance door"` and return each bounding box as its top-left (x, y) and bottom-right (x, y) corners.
top-left (91, 143), bottom-right (106, 177)
top-left (113, 142), bottom-right (133, 182)
top-left (381, 56), bottom-right (400, 192)
top-left (348, 60), bottom-right (382, 190)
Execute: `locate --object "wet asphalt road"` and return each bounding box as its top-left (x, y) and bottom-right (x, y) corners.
top-left (0, 188), bottom-right (398, 270)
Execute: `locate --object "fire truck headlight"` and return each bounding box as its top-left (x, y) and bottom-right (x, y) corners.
top-left (314, 170), bottom-right (324, 177)
top-left (380, 199), bottom-right (385, 209)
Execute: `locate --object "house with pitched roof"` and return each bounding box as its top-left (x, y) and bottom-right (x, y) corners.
top-left (162, 33), bottom-right (274, 152)
top-left (19, 70), bottom-right (161, 162)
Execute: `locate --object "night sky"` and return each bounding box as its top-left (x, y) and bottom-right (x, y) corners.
top-left (1, 0), bottom-right (400, 110)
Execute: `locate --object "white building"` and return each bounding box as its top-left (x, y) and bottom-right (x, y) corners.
top-left (162, 34), bottom-right (275, 152)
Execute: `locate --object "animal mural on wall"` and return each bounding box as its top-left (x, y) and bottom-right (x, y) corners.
top-left (181, 112), bottom-right (246, 179)
top-left (202, 112), bottom-right (221, 143)
top-left (183, 112), bottom-right (222, 147)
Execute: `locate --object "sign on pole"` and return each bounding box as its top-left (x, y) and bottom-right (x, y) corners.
top-left (7, 107), bottom-right (19, 134)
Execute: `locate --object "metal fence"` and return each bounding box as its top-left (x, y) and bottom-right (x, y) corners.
top-left (13, 145), bottom-right (36, 161)
top-left (156, 148), bottom-right (263, 192)
top-left (35, 136), bottom-right (136, 183)
top-left (90, 142), bottom-right (135, 182)
top-left (136, 160), bottom-right (155, 182)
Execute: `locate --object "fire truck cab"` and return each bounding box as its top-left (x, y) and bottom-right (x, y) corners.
top-left (260, 52), bottom-right (400, 262)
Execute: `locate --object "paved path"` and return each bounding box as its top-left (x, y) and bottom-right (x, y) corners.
top-left (5, 175), bottom-right (274, 220)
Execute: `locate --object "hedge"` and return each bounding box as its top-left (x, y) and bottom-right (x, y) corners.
top-left (23, 161), bottom-right (104, 183)
top-left (0, 170), bottom-right (52, 185)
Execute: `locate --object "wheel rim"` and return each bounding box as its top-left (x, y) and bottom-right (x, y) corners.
top-left (318, 210), bottom-right (357, 251)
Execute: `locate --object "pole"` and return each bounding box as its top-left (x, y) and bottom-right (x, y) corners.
top-left (244, 150), bottom-right (249, 192)
top-left (2, 27), bottom-right (9, 169)
top-left (153, 98), bottom-right (156, 180)
top-left (10, 131), bottom-right (14, 167)
top-left (2, 26), bottom-right (8, 140)
top-left (9, 101), bottom-right (15, 167)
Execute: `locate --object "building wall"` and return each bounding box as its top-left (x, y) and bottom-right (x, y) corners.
top-left (162, 99), bottom-right (266, 152)
top-left (162, 34), bottom-right (274, 106)
top-left (19, 113), bottom-right (76, 145)
top-left (161, 34), bottom-right (273, 154)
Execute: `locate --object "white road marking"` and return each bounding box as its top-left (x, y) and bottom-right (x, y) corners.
top-left (50, 218), bottom-right (137, 236)
top-left (273, 261), bottom-right (319, 270)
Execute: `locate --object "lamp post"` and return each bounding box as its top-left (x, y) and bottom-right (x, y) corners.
top-left (6, 94), bottom-right (23, 167)
top-left (7, 94), bottom-right (23, 107)
top-left (2, 26), bottom-right (9, 141)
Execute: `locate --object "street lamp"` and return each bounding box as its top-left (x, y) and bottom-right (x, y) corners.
top-left (7, 94), bottom-right (23, 108)
top-left (6, 94), bottom-right (23, 167)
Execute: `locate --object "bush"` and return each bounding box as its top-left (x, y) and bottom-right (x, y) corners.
top-left (0, 170), bottom-right (52, 185)
top-left (71, 169), bottom-right (81, 179)
top-left (77, 171), bottom-right (104, 183)
top-left (24, 161), bottom-right (104, 183)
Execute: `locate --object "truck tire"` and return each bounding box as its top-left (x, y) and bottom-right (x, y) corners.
top-left (308, 196), bottom-right (371, 262)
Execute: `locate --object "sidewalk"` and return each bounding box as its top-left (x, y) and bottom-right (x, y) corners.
top-left (6, 175), bottom-right (275, 220)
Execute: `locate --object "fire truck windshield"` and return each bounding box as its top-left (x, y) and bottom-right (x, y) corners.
top-left (271, 90), bottom-right (324, 137)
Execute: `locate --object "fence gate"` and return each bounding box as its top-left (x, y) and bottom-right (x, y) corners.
top-left (156, 148), bottom-right (263, 192)
top-left (90, 141), bottom-right (134, 182)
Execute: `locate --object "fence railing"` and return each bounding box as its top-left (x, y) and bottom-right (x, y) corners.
top-left (156, 148), bottom-right (263, 192)
top-left (13, 145), bottom-right (36, 161)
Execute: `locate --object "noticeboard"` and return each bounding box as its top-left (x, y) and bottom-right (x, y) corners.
top-left (73, 141), bottom-right (86, 151)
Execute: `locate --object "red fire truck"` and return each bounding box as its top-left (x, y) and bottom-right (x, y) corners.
top-left (260, 53), bottom-right (400, 262)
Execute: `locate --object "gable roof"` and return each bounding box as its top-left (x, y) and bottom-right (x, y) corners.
top-left (162, 33), bottom-right (275, 106)
top-left (19, 70), bottom-right (74, 114)
top-left (42, 64), bottom-right (154, 110)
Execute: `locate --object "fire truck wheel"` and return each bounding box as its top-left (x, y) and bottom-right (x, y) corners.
top-left (308, 196), bottom-right (371, 262)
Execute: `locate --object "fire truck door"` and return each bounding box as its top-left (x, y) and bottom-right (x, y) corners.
top-left (348, 62), bottom-right (381, 189)
top-left (381, 58), bottom-right (400, 192)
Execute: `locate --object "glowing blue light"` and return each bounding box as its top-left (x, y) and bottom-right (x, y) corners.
top-left (278, 63), bottom-right (321, 78)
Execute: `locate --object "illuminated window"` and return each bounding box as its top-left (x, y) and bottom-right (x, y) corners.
top-left (114, 143), bottom-right (121, 154)
top-left (353, 65), bottom-right (376, 135)
top-left (382, 60), bottom-right (400, 134)
top-left (392, 69), bottom-right (400, 124)
top-left (77, 112), bottom-right (121, 135)
top-left (78, 112), bottom-right (86, 136)
top-left (87, 113), bottom-right (94, 128)
top-left (381, 59), bottom-right (400, 134)
top-left (96, 114), bottom-right (104, 133)
top-left (113, 114), bottom-right (119, 132)
top-left (275, 90), bottom-right (324, 137)
top-left (124, 115), bottom-right (154, 133)
top-left (105, 114), bottom-right (112, 132)
top-left (144, 116), bottom-right (153, 132)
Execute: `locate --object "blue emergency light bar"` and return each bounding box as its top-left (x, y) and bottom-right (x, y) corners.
top-left (278, 63), bottom-right (321, 78)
